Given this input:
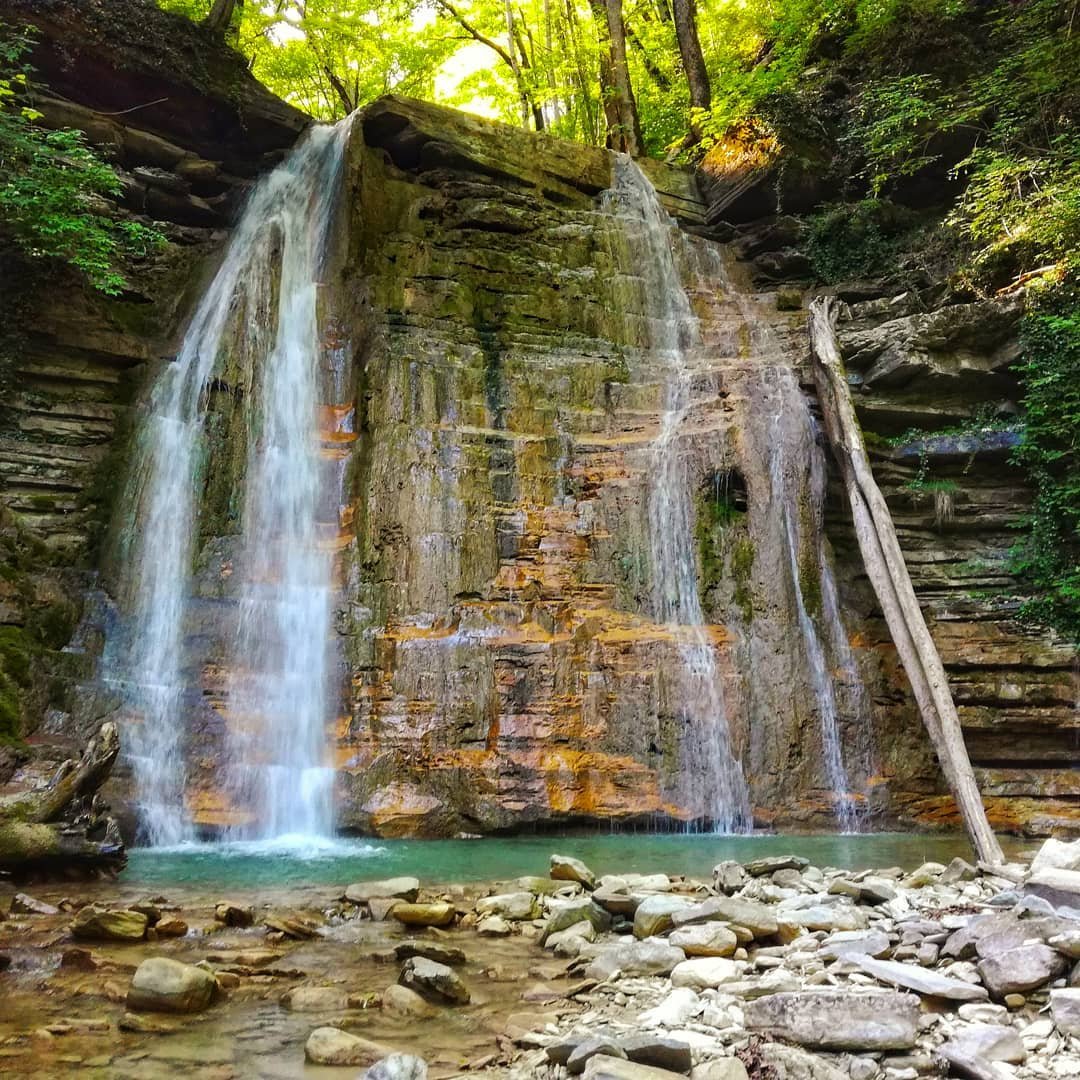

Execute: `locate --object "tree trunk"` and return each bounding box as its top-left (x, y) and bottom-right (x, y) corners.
top-left (671, 0), bottom-right (710, 112)
top-left (590, 0), bottom-right (644, 155)
top-left (808, 297), bottom-right (1003, 865)
top-left (204, 0), bottom-right (242, 34)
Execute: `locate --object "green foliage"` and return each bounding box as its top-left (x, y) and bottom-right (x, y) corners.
top-left (1010, 282), bottom-right (1080, 640)
top-left (0, 24), bottom-right (164, 293)
top-left (806, 199), bottom-right (916, 283)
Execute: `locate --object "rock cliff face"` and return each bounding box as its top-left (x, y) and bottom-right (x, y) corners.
top-left (1, 4), bottom-right (1074, 839)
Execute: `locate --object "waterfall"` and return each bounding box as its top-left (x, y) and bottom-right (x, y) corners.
top-left (767, 368), bottom-right (870, 831)
top-left (108, 119), bottom-right (352, 845)
top-left (603, 157), bottom-right (751, 832)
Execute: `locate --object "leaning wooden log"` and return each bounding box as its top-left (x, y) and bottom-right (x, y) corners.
top-left (808, 296), bottom-right (1004, 866)
top-left (0, 723), bottom-right (127, 878)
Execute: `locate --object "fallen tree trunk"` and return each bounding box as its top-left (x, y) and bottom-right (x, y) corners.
top-left (808, 296), bottom-right (1004, 865)
top-left (0, 722), bottom-right (127, 878)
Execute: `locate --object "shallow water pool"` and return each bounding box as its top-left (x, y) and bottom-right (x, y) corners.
top-left (122, 831), bottom-right (1029, 890)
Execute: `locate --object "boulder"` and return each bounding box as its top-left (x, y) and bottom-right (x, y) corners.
top-left (346, 877), bottom-right (421, 904)
top-left (547, 919), bottom-right (597, 957)
top-left (670, 896), bottom-right (777, 937)
top-left (391, 902), bottom-right (455, 928)
top-left (363, 1054), bottom-right (429, 1079)
top-left (744, 989), bottom-right (920, 1051)
top-left (154, 917), bottom-right (188, 938)
top-left (669, 923), bottom-right (738, 957)
top-left (583, 1056), bottom-right (692, 1079)
top-left (776, 903), bottom-right (867, 936)
top-left (382, 983), bottom-right (438, 1019)
top-left (477, 914), bottom-right (511, 936)
top-left (127, 957), bottom-right (217, 1013)
top-left (72, 907), bottom-right (148, 942)
top-left (1025, 867), bottom-right (1080, 909)
top-left (475, 891), bottom-right (538, 920)
top-left (551, 854), bottom-right (596, 889)
top-left (1031, 838), bottom-right (1080, 875)
top-left (541, 898), bottom-right (612, 943)
top-left (586, 940), bottom-right (686, 981)
top-left (854, 956), bottom-right (988, 1001)
top-left (713, 861), bottom-right (749, 894)
top-left (399, 957), bottom-right (470, 1004)
top-left (977, 943), bottom-right (1067, 997)
top-left (634, 895), bottom-right (696, 939)
top-left (1051, 987), bottom-right (1080, 1036)
top-left (744, 855), bottom-right (809, 877)
top-left (593, 885), bottom-right (642, 917)
top-left (671, 957), bottom-right (742, 990)
top-left (393, 941), bottom-right (466, 966)
top-left (305, 1027), bottom-right (387, 1067)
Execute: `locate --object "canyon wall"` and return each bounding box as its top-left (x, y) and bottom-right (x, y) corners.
top-left (0, 1), bottom-right (1074, 838)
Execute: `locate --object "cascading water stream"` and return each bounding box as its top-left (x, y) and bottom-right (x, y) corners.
top-left (107, 118), bottom-right (352, 845)
top-left (603, 157), bottom-right (751, 832)
top-left (767, 368), bottom-right (867, 831)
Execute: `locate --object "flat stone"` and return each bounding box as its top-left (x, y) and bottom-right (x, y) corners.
top-left (213, 902), bottom-right (254, 927)
top-left (758, 1043), bottom-right (848, 1080)
top-left (262, 912), bottom-right (322, 938)
top-left (1051, 987), bottom-right (1080, 1036)
top-left (391, 902), bottom-right (455, 928)
top-left (586, 940), bottom-right (686, 981)
top-left (154, 917), bottom-right (188, 938)
top-left (593, 886), bottom-right (641, 917)
top-left (620, 1035), bottom-right (692, 1073)
top-left (744, 855), bottom-right (809, 877)
top-left (819, 931), bottom-right (891, 960)
top-left (691, 1061), bottom-right (751, 1080)
top-left (393, 941), bottom-right (466, 966)
top-left (282, 985), bottom-right (349, 1011)
top-left (634, 895), bottom-right (696, 939)
top-left (670, 896), bottom-right (778, 937)
top-left (583, 1056), bottom-right (691, 1079)
top-left (776, 901), bottom-right (867, 935)
top-left (363, 1054), bottom-right (428, 1080)
top-left (304, 1027), bottom-right (387, 1067)
top-left (669, 923), bottom-right (738, 957)
top-left (72, 908), bottom-right (148, 942)
top-left (399, 957), bottom-right (470, 1004)
top-left (551, 854), bottom-right (597, 889)
top-left (854, 956), bottom-right (988, 1001)
top-left (127, 958), bottom-right (217, 1014)
top-left (343, 876), bottom-right (419, 902)
top-left (12, 893), bottom-right (60, 916)
top-left (476, 891), bottom-right (538, 920)
top-left (978, 943), bottom-right (1067, 997)
top-left (567, 1038), bottom-right (627, 1074)
top-left (1025, 867), bottom-right (1080, 909)
top-left (671, 957), bottom-right (742, 989)
top-left (368, 898), bottom-right (402, 921)
top-left (744, 989), bottom-right (919, 1051)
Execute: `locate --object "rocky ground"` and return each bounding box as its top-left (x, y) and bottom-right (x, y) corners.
top-left (3, 839), bottom-right (1080, 1078)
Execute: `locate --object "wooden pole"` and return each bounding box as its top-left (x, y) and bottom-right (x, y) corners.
top-left (808, 296), bottom-right (1004, 865)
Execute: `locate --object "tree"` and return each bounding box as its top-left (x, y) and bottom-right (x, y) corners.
top-left (590, 0), bottom-right (643, 154)
top-left (671, 0), bottom-right (709, 134)
top-left (204, 0), bottom-right (242, 34)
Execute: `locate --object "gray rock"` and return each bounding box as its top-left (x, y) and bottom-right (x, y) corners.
top-left (594, 886), bottom-right (642, 917)
top-left (72, 907), bottom-right (148, 942)
top-left (744, 855), bottom-right (809, 877)
top-left (541, 898), bottom-right (612, 943)
top-left (977, 943), bottom-right (1067, 997)
top-left (399, 957), bottom-right (470, 1005)
top-left (940, 857), bottom-right (978, 884)
top-left (364, 1055), bottom-right (428, 1080)
top-left (759, 1043), bottom-right (849, 1080)
top-left (1051, 987), bottom-right (1080, 1036)
top-left (669, 923), bottom-right (738, 957)
top-left (621, 1035), bottom-right (692, 1073)
top-left (11, 893), bottom-right (59, 916)
top-left (1049, 930), bottom-right (1080, 959)
top-left (670, 896), bottom-right (778, 937)
top-left (854, 956), bottom-right (988, 1001)
top-left (282, 985), bottom-right (350, 1011)
top-left (382, 984), bottom-right (438, 1018)
top-left (547, 919), bottom-right (597, 957)
top-left (551, 854), bottom-right (597, 889)
top-left (585, 1057), bottom-right (693, 1079)
top-left (819, 931), bottom-right (891, 960)
top-left (567, 1038), bottom-right (627, 1074)
top-left (744, 989), bottom-right (920, 1051)
top-left (940, 1024), bottom-right (1025, 1064)
top-left (585, 939), bottom-right (686, 981)
top-left (691, 1061), bottom-right (751, 1080)
top-left (1031, 838), bottom-right (1080, 875)
top-left (476, 891), bottom-right (538, 920)
top-left (305, 1027), bottom-right (387, 1067)
top-left (670, 957), bottom-right (741, 989)
top-left (393, 940), bottom-right (466, 966)
top-left (634, 895), bottom-right (696, 939)
top-left (713, 860), bottom-right (749, 894)
top-left (127, 957), bottom-right (217, 1013)
top-left (345, 877), bottom-right (421, 903)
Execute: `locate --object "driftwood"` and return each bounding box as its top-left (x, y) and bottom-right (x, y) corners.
top-left (0, 722), bottom-right (127, 878)
top-left (808, 296), bottom-right (1004, 865)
